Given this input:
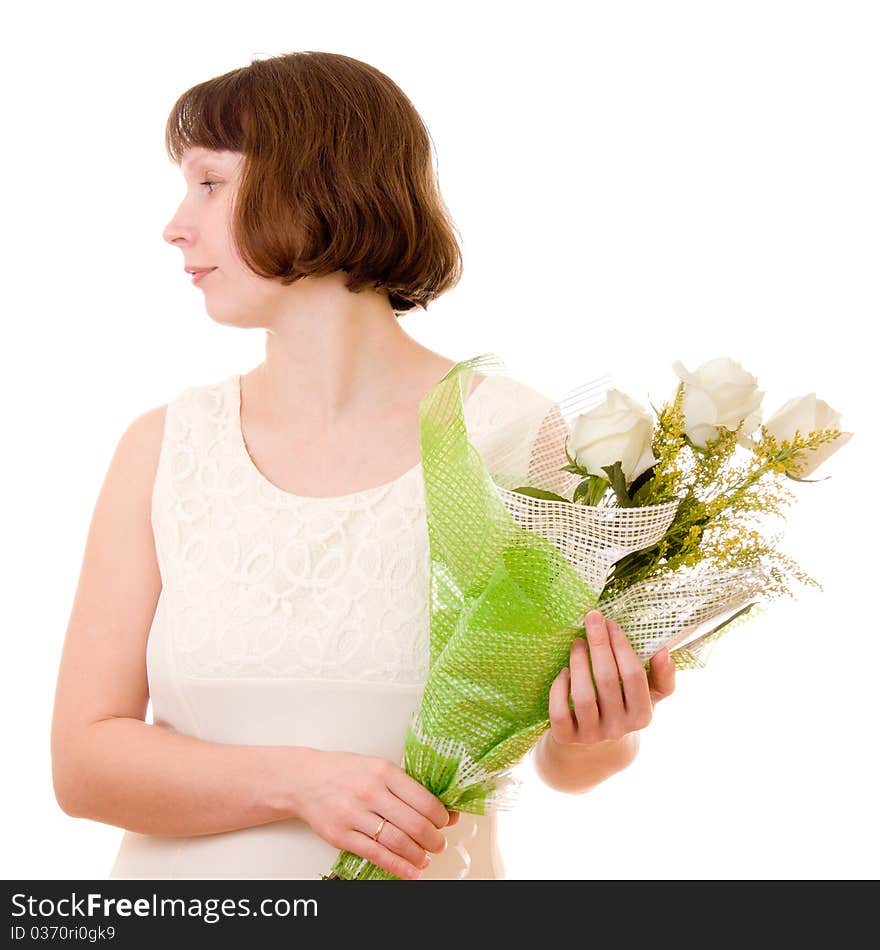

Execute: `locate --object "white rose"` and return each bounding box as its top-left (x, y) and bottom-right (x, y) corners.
top-left (671, 357), bottom-right (764, 450)
top-left (569, 389), bottom-right (658, 483)
top-left (758, 393), bottom-right (853, 477)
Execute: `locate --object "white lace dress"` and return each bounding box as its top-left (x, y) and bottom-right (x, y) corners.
top-left (109, 368), bottom-right (555, 879)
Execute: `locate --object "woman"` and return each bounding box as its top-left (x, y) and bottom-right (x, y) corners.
top-left (50, 51), bottom-right (675, 881)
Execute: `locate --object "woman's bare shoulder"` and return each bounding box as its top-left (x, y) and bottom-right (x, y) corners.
top-left (116, 403), bottom-right (168, 492)
top-left (134, 402), bottom-right (168, 432)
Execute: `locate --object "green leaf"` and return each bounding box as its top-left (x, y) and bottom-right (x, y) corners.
top-left (628, 463), bottom-right (657, 500)
top-left (631, 480), bottom-right (654, 506)
top-left (572, 477), bottom-right (593, 504)
top-left (600, 461), bottom-right (636, 508)
top-left (710, 600), bottom-right (758, 632)
top-left (510, 486), bottom-right (571, 503)
top-left (674, 601), bottom-right (759, 662)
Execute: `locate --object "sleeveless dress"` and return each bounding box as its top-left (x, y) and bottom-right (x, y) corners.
top-left (109, 367), bottom-right (557, 880)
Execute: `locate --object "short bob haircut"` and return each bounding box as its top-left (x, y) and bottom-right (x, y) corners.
top-left (165, 51), bottom-right (463, 316)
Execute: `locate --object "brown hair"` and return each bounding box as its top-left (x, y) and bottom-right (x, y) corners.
top-left (164, 51), bottom-right (463, 316)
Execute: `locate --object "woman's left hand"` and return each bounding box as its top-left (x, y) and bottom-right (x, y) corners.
top-left (548, 609), bottom-right (676, 748)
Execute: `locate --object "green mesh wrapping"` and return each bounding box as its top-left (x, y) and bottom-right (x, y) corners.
top-left (326, 356), bottom-right (601, 880)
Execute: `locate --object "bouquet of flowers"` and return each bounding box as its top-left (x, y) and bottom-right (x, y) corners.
top-left (323, 351), bottom-right (851, 880)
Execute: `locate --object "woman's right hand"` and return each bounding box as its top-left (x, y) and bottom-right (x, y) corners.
top-left (294, 749), bottom-right (454, 879)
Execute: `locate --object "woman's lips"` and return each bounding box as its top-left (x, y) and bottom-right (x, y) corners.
top-left (192, 268), bottom-right (217, 285)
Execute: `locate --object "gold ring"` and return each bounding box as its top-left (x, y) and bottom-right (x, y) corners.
top-left (372, 817), bottom-right (387, 841)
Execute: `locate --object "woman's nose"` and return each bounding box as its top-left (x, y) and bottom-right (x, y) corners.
top-left (162, 215), bottom-right (189, 246)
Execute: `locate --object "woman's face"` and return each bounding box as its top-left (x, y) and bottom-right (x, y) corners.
top-left (162, 146), bottom-right (285, 328)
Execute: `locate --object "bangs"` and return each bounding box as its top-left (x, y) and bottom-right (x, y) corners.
top-left (165, 68), bottom-right (250, 165)
top-left (163, 52), bottom-right (463, 315)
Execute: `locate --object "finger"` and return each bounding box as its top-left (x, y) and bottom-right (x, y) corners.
top-left (382, 786), bottom-right (448, 856)
top-left (607, 619), bottom-right (653, 730)
top-left (568, 636), bottom-right (600, 738)
top-left (584, 610), bottom-right (625, 722)
top-left (365, 810), bottom-right (439, 871)
top-left (548, 664), bottom-right (578, 744)
top-left (648, 647), bottom-right (676, 705)
top-left (348, 822), bottom-right (428, 880)
top-left (447, 810), bottom-right (461, 826)
top-left (387, 768), bottom-right (452, 831)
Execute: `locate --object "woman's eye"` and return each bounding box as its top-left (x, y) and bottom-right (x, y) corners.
top-left (200, 180), bottom-right (218, 193)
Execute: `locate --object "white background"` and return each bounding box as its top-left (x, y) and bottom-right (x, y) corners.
top-left (3, 0), bottom-right (878, 880)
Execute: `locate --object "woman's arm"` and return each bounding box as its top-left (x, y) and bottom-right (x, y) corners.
top-left (532, 731), bottom-right (639, 794)
top-left (57, 717), bottom-right (315, 836)
top-left (531, 609), bottom-right (675, 794)
top-left (51, 406), bottom-right (311, 836)
top-left (52, 401), bottom-right (455, 851)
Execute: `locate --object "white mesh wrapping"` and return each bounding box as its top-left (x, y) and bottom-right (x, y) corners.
top-left (465, 352), bottom-right (774, 665)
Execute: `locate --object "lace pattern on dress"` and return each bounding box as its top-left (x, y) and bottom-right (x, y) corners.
top-left (149, 372), bottom-right (553, 685)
